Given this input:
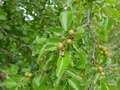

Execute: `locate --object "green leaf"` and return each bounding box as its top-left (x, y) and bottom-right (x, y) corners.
top-left (38, 82), bottom-right (46, 90)
top-left (60, 11), bottom-right (73, 31)
top-left (75, 28), bottom-right (84, 40)
top-left (63, 84), bottom-right (70, 90)
top-left (78, 51), bottom-right (86, 65)
top-left (2, 79), bottom-right (17, 88)
top-left (42, 53), bottom-right (53, 70)
top-left (100, 82), bottom-right (108, 90)
top-left (10, 74), bottom-right (23, 83)
top-left (117, 77), bottom-right (120, 87)
top-left (21, 37), bottom-right (30, 43)
top-left (93, 74), bottom-right (99, 84)
top-left (38, 38), bottom-right (60, 57)
top-left (6, 64), bottom-right (19, 74)
top-left (19, 86), bottom-right (29, 90)
top-left (0, 33), bottom-right (4, 39)
top-left (38, 44), bottom-right (57, 58)
top-left (108, 84), bottom-right (118, 90)
top-left (68, 78), bottom-right (83, 90)
top-left (103, 17), bottom-right (115, 31)
top-left (10, 64), bottom-right (19, 74)
top-left (56, 53), bottom-right (71, 77)
top-left (66, 0), bottom-right (74, 7)
top-left (55, 76), bottom-right (62, 86)
top-left (104, 0), bottom-right (116, 5)
top-left (65, 70), bottom-right (82, 81)
top-left (95, 86), bottom-right (101, 90)
top-left (103, 17), bottom-right (108, 30)
top-left (32, 75), bottom-right (42, 90)
top-left (73, 44), bottom-right (86, 65)
top-left (35, 36), bottom-right (46, 44)
top-left (110, 9), bottom-right (119, 18)
top-left (0, 10), bottom-right (7, 20)
top-left (46, 38), bottom-right (61, 45)
top-left (47, 28), bottom-right (64, 36)
top-left (2, 25), bottom-right (11, 30)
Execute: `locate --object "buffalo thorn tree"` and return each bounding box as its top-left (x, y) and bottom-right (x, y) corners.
top-left (0, 0), bottom-right (120, 90)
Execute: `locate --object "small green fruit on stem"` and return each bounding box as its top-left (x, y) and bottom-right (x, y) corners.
top-left (57, 42), bottom-right (64, 50)
top-left (66, 39), bottom-right (72, 45)
top-left (68, 30), bottom-right (74, 36)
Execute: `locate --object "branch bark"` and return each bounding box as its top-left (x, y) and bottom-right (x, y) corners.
top-left (76, 9), bottom-right (97, 90)
top-left (76, 9), bottom-right (97, 61)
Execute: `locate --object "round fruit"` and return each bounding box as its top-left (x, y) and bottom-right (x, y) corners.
top-left (38, 57), bottom-right (44, 62)
top-left (100, 51), bottom-right (103, 54)
top-left (105, 51), bottom-right (109, 56)
top-left (80, 73), bottom-right (84, 78)
top-left (74, 0), bottom-right (79, 3)
top-left (98, 45), bottom-right (102, 49)
top-left (66, 39), bottom-right (72, 45)
top-left (25, 72), bottom-right (29, 77)
top-left (57, 42), bottom-right (64, 50)
top-left (94, 67), bottom-right (98, 72)
top-left (68, 30), bottom-right (74, 36)
top-left (26, 77), bottom-right (30, 81)
top-left (100, 72), bottom-right (105, 76)
top-left (28, 73), bottom-right (33, 78)
top-left (98, 66), bottom-right (103, 72)
top-left (103, 47), bottom-right (106, 52)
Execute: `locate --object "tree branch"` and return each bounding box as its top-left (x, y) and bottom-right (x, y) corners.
top-left (0, 27), bottom-right (19, 39)
top-left (76, 9), bottom-right (97, 61)
top-left (88, 74), bottom-right (96, 90)
top-left (76, 9), bottom-right (97, 90)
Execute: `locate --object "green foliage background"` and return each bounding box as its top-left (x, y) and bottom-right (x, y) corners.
top-left (0, 0), bottom-right (120, 90)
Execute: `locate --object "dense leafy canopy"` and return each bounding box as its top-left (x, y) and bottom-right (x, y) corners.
top-left (0, 0), bottom-right (120, 90)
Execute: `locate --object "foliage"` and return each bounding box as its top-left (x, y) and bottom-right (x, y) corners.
top-left (0, 0), bottom-right (120, 90)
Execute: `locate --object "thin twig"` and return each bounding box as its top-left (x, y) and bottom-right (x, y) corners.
top-left (32, 3), bottom-right (40, 8)
top-left (76, 9), bottom-right (97, 60)
top-left (0, 27), bottom-right (8, 35)
top-left (1, 16), bottom-right (25, 26)
top-left (0, 26), bottom-right (19, 38)
top-left (1, 49), bottom-right (21, 61)
top-left (88, 74), bottom-right (96, 90)
top-left (76, 23), bottom-right (88, 30)
top-left (88, 25), bottom-right (97, 60)
top-left (87, 9), bottom-right (97, 60)
top-left (76, 9), bottom-right (97, 89)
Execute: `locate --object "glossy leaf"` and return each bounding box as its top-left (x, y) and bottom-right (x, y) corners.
top-left (42, 53), bottom-right (54, 70)
top-left (108, 84), bottom-right (118, 90)
top-left (65, 70), bottom-right (82, 81)
top-left (117, 77), bottom-right (120, 87)
top-left (35, 36), bottom-right (47, 44)
top-left (104, 0), bottom-right (117, 5)
top-left (5, 64), bottom-right (19, 75)
top-left (100, 82), bottom-right (108, 90)
top-left (38, 83), bottom-right (46, 90)
top-left (0, 33), bottom-right (4, 39)
top-left (2, 79), bottom-right (17, 88)
top-left (56, 53), bottom-right (71, 77)
top-left (10, 74), bottom-right (23, 83)
top-left (60, 11), bottom-right (73, 31)
top-left (32, 75), bottom-right (42, 90)
top-left (73, 44), bottom-right (86, 65)
top-left (47, 28), bottom-right (64, 36)
top-left (75, 28), bottom-right (84, 40)
top-left (0, 10), bottom-right (7, 20)
top-left (68, 78), bottom-right (82, 90)
top-left (66, 0), bottom-right (74, 7)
